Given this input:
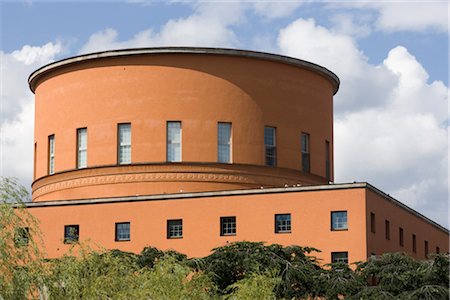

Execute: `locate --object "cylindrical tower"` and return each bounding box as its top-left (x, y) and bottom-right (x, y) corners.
top-left (29, 47), bottom-right (339, 202)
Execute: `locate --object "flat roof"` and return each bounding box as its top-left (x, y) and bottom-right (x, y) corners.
top-left (28, 47), bottom-right (340, 94)
top-left (24, 182), bottom-right (448, 234)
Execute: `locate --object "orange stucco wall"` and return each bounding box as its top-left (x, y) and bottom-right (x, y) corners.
top-left (365, 189), bottom-right (449, 258)
top-left (32, 53), bottom-right (334, 201)
top-left (28, 188), bottom-right (367, 264)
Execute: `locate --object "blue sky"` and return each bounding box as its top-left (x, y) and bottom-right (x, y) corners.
top-left (0, 1), bottom-right (448, 227)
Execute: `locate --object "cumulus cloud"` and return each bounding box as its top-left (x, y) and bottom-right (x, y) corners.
top-left (0, 43), bottom-right (62, 192)
top-left (330, 2), bottom-right (448, 33)
top-left (277, 17), bottom-right (448, 226)
top-left (278, 18), bottom-right (397, 113)
top-left (330, 13), bottom-right (371, 38)
top-left (373, 2), bottom-right (448, 33)
top-left (79, 2), bottom-right (243, 54)
top-left (251, 2), bottom-right (304, 19)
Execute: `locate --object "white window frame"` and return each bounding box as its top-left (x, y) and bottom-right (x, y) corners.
top-left (118, 123), bottom-right (131, 165)
top-left (48, 135), bottom-right (55, 175)
top-left (218, 122), bottom-right (232, 163)
top-left (331, 211), bottom-right (348, 230)
top-left (167, 121), bottom-right (182, 162)
top-left (77, 128), bottom-right (87, 169)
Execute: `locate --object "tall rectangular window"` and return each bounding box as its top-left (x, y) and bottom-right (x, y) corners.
top-left (331, 211), bottom-right (348, 230)
top-left (167, 121), bottom-right (182, 162)
top-left (118, 123), bottom-right (131, 164)
top-left (220, 216), bottom-right (236, 236)
top-left (264, 127), bottom-right (276, 166)
top-left (325, 140), bottom-right (330, 181)
top-left (399, 227), bottom-right (404, 247)
top-left (412, 234), bottom-right (417, 253)
top-left (64, 225), bottom-right (79, 244)
top-left (275, 214), bottom-right (291, 233)
top-left (331, 252), bottom-right (348, 264)
top-left (115, 222), bottom-right (130, 241)
top-left (370, 212), bottom-right (376, 233)
top-left (385, 220), bottom-right (390, 240)
top-left (34, 143), bottom-right (37, 179)
top-left (167, 219), bottom-right (183, 239)
top-left (77, 128), bottom-right (87, 168)
top-left (218, 122), bottom-right (232, 163)
top-left (48, 135), bottom-right (55, 175)
top-left (301, 133), bottom-right (310, 172)
top-left (424, 240), bottom-right (429, 257)
top-left (436, 246), bottom-right (440, 254)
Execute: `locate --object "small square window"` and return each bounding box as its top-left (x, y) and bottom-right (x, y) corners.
top-left (331, 251), bottom-right (348, 264)
top-left (220, 216), bottom-right (236, 236)
top-left (275, 214), bottom-right (291, 233)
top-left (14, 227), bottom-right (29, 247)
top-left (115, 222), bottom-right (130, 241)
top-left (64, 225), bottom-right (79, 244)
top-left (167, 219), bottom-right (183, 239)
top-left (331, 211), bottom-right (348, 230)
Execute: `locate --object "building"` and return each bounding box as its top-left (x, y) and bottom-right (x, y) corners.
top-left (26, 47), bottom-right (448, 264)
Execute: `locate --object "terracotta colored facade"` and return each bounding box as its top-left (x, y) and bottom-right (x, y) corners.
top-left (26, 48), bottom-right (448, 264)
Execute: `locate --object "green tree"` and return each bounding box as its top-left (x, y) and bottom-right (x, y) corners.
top-left (225, 269), bottom-right (281, 300)
top-left (315, 262), bottom-right (364, 299)
top-left (201, 241), bottom-right (321, 299)
top-left (354, 252), bottom-right (449, 299)
top-left (0, 177), bottom-right (46, 300)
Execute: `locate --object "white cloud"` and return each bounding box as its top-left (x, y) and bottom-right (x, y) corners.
top-left (11, 43), bottom-right (62, 66)
top-left (278, 18), bottom-right (397, 113)
top-left (330, 13), bottom-right (371, 38)
top-left (79, 3), bottom-right (242, 54)
top-left (251, 2), bottom-right (304, 19)
top-left (277, 18), bottom-right (448, 227)
top-left (330, 2), bottom-right (448, 33)
top-left (0, 43), bottom-right (62, 193)
top-left (374, 2), bottom-right (448, 33)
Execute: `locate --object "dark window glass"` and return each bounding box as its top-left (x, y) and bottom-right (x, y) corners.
top-left (220, 216), bottom-right (236, 236)
top-left (399, 227), bottom-right (404, 247)
top-left (331, 211), bottom-right (348, 230)
top-left (64, 225), bottom-right (79, 244)
top-left (331, 252), bottom-right (348, 264)
top-left (264, 127), bottom-right (276, 166)
top-left (325, 140), bottom-right (331, 181)
top-left (301, 133), bottom-right (310, 173)
top-left (14, 227), bottom-right (29, 247)
top-left (275, 214), bottom-right (291, 233)
top-left (436, 246), bottom-right (440, 254)
top-left (385, 220), bottom-right (390, 240)
top-left (370, 212), bottom-right (376, 233)
top-left (167, 219), bottom-right (183, 239)
top-left (425, 241), bottom-right (429, 257)
top-left (115, 222), bottom-right (130, 241)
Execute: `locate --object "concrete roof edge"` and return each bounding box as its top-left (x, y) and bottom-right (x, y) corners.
top-left (28, 47), bottom-right (340, 94)
top-left (364, 182), bottom-right (449, 234)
